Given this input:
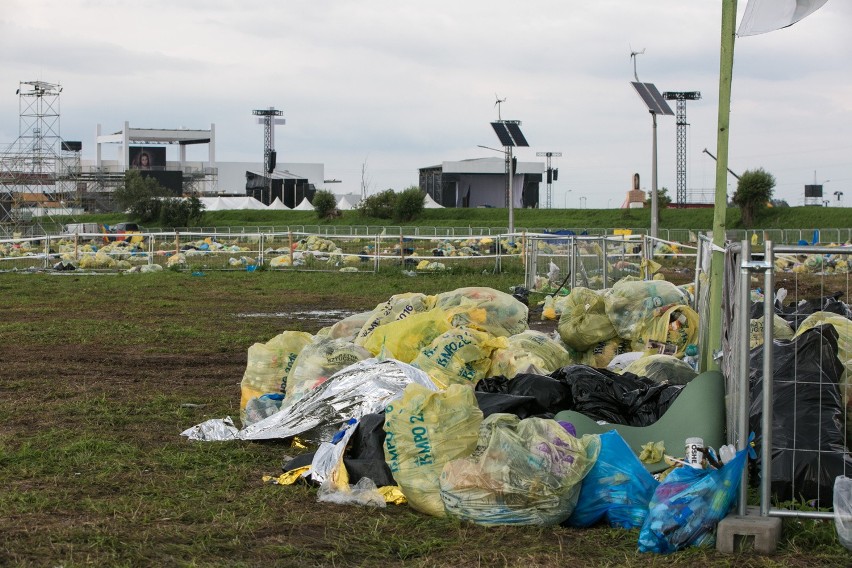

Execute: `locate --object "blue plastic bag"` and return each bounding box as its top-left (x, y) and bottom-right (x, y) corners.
top-left (567, 430), bottom-right (658, 529)
top-left (638, 448), bottom-right (748, 554)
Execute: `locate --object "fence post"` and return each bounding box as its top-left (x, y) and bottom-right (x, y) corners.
top-left (737, 239), bottom-right (751, 516)
top-left (761, 240), bottom-right (774, 517)
top-left (600, 236), bottom-right (608, 289)
top-left (288, 232), bottom-right (293, 268)
top-left (258, 233), bottom-right (265, 266)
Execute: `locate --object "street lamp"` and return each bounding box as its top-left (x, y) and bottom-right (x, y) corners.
top-left (563, 189), bottom-right (572, 209)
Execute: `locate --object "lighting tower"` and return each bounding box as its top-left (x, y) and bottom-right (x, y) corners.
top-left (663, 91), bottom-right (701, 207)
top-left (251, 107), bottom-right (285, 204)
top-left (1, 81), bottom-right (66, 231)
top-left (535, 152), bottom-right (561, 208)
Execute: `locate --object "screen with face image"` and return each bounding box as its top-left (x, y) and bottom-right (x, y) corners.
top-left (129, 146), bottom-right (166, 169)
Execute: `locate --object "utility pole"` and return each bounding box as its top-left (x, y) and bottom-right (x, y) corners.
top-left (663, 91), bottom-right (701, 207)
top-left (252, 107), bottom-right (284, 205)
top-left (536, 151), bottom-right (562, 208)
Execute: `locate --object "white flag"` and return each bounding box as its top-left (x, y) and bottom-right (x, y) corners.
top-left (737, 0), bottom-right (829, 36)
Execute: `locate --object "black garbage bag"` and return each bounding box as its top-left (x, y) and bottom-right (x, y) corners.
top-left (749, 324), bottom-right (852, 505)
top-left (549, 365), bottom-right (683, 427)
top-left (475, 373), bottom-right (573, 416)
top-left (475, 392), bottom-right (550, 419)
top-left (777, 291), bottom-right (851, 331)
top-left (282, 413), bottom-right (396, 487)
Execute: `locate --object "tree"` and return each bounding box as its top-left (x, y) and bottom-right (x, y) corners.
top-left (112, 170), bottom-right (204, 227)
top-left (644, 187), bottom-right (672, 209)
top-left (357, 189), bottom-right (396, 219)
top-left (732, 168), bottom-right (775, 227)
top-left (312, 189), bottom-right (339, 219)
top-left (113, 170), bottom-right (171, 215)
top-left (394, 186), bottom-right (425, 222)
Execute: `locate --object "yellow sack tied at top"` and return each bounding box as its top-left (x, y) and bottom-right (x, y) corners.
top-left (412, 327), bottom-right (508, 389)
top-left (240, 331), bottom-right (313, 415)
top-left (433, 287), bottom-right (529, 338)
top-left (384, 383), bottom-right (483, 517)
top-left (604, 279), bottom-right (688, 341)
top-left (489, 330), bottom-right (571, 379)
top-left (558, 287), bottom-right (618, 351)
top-left (361, 308), bottom-right (452, 363)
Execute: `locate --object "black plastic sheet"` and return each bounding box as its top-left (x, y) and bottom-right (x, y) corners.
top-left (749, 324), bottom-right (852, 505)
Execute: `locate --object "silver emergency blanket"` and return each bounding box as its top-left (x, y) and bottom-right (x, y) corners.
top-left (183, 358), bottom-right (436, 443)
top-left (180, 416), bottom-right (240, 441)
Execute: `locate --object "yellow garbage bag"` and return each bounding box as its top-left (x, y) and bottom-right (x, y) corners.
top-left (433, 287), bottom-right (529, 337)
top-left (286, 337), bottom-right (372, 400)
top-left (240, 330), bottom-right (313, 416)
top-left (361, 309), bottom-right (452, 363)
top-left (749, 315), bottom-right (794, 348)
top-left (637, 304), bottom-right (700, 358)
top-left (489, 330), bottom-right (571, 378)
top-left (558, 287), bottom-right (618, 351)
top-left (586, 337), bottom-right (638, 369)
top-left (383, 383), bottom-right (483, 517)
top-left (354, 292), bottom-right (437, 346)
top-left (411, 327), bottom-right (508, 389)
top-left (604, 279), bottom-right (688, 340)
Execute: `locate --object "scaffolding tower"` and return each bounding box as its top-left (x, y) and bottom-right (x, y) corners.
top-left (1, 81), bottom-right (77, 235)
top-left (663, 91), bottom-right (701, 207)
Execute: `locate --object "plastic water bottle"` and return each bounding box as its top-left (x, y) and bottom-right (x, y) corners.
top-left (684, 344), bottom-right (699, 372)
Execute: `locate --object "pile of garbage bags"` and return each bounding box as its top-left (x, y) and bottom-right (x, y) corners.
top-left (180, 283), bottom-right (763, 553)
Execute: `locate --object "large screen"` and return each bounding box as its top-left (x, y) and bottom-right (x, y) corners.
top-left (129, 146), bottom-right (166, 169)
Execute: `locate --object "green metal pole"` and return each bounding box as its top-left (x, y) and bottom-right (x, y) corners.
top-left (704, 0), bottom-right (737, 372)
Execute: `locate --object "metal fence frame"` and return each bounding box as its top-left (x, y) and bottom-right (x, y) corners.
top-left (732, 241), bottom-right (852, 520)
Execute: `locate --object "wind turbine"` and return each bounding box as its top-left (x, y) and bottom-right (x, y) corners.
top-left (629, 45), bottom-right (646, 82)
top-left (494, 94), bottom-right (507, 120)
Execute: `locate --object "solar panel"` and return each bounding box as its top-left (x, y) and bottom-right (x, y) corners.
top-left (491, 122), bottom-right (515, 146)
top-left (506, 122), bottom-right (530, 147)
top-left (631, 82), bottom-right (674, 115)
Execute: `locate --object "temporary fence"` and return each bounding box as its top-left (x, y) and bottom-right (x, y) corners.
top-left (523, 233), bottom-right (699, 292)
top-left (0, 230), bottom-right (525, 275)
top-left (728, 240), bottom-right (852, 520)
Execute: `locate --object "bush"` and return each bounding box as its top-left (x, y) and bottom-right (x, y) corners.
top-left (357, 189), bottom-right (397, 219)
top-left (312, 190), bottom-right (339, 219)
top-left (394, 186), bottom-right (425, 222)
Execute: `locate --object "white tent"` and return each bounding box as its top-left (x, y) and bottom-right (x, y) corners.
top-left (293, 197), bottom-right (314, 211)
top-left (216, 196), bottom-right (267, 210)
top-left (336, 196), bottom-right (355, 211)
top-left (267, 197), bottom-right (291, 210)
top-left (423, 193), bottom-right (444, 209)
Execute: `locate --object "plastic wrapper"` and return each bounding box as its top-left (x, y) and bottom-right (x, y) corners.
top-left (638, 448), bottom-right (747, 553)
top-left (317, 477), bottom-right (386, 508)
top-left (238, 358), bottom-right (437, 442)
top-left (488, 330), bottom-right (571, 380)
top-left (240, 330), bottom-right (313, 417)
top-left (749, 315), bottom-right (794, 348)
top-left (180, 416), bottom-right (239, 441)
top-left (603, 279), bottom-right (687, 340)
top-left (834, 475), bottom-right (852, 551)
top-left (622, 355), bottom-right (697, 386)
top-left (242, 393), bottom-right (286, 427)
top-left (361, 309), bottom-right (451, 363)
top-left (433, 286), bottom-right (529, 338)
top-left (749, 324), bottom-right (852, 505)
top-left (383, 383), bottom-right (483, 517)
top-left (354, 293), bottom-right (436, 345)
top-left (558, 287), bottom-right (618, 351)
top-left (568, 430), bottom-right (658, 529)
top-left (439, 414), bottom-right (598, 525)
top-left (286, 337), bottom-right (372, 400)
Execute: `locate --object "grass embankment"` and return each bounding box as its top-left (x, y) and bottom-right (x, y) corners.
top-left (55, 205), bottom-right (851, 233)
top-left (0, 271), bottom-right (846, 567)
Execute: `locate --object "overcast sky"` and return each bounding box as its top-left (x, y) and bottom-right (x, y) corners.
top-left (2, 1), bottom-right (850, 208)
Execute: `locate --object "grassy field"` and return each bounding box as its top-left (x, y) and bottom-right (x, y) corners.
top-left (50, 204), bottom-right (852, 233)
top-left (1, 270), bottom-right (848, 567)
